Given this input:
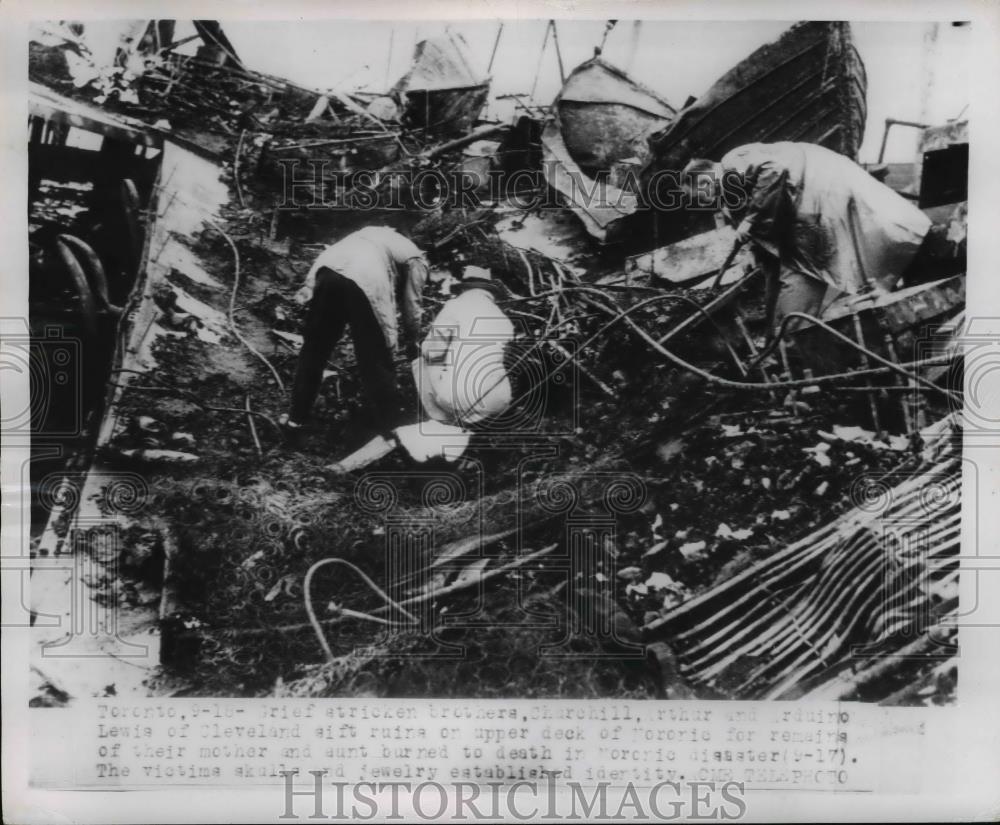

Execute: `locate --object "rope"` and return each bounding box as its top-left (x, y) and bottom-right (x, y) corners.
top-left (551, 20), bottom-right (566, 84)
top-left (385, 27), bottom-right (395, 88)
top-left (487, 23), bottom-right (504, 74)
top-left (595, 20), bottom-right (618, 56)
top-left (529, 21), bottom-right (552, 102)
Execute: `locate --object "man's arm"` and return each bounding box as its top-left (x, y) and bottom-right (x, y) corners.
top-left (400, 257), bottom-right (429, 357)
top-left (728, 158), bottom-right (789, 257)
top-left (295, 262), bottom-right (323, 305)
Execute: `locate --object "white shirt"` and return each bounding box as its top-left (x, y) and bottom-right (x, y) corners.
top-left (415, 288), bottom-right (515, 425)
top-left (299, 226), bottom-right (426, 351)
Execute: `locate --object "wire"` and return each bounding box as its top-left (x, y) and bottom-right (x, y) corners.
top-left (613, 309), bottom-right (956, 392)
top-left (303, 557), bottom-right (418, 663)
top-left (757, 311), bottom-right (960, 402)
top-left (453, 289), bottom-right (744, 418)
top-left (245, 394), bottom-right (263, 458)
top-left (141, 180), bottom-right (287, 391)
top-left (206, 216), bottom-right (286, 391)
top-left (450, 282), bottom-right (956, 426)
top-left (503, 287), bottom-right (957, 398)
top-left (233, 129), bottom-right (247, 208)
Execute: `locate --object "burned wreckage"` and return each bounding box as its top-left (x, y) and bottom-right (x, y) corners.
top-left (26, 20), bottom-right (964, 705)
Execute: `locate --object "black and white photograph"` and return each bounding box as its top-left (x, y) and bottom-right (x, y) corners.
top-left (4, 2), bottom-right (1000, 821)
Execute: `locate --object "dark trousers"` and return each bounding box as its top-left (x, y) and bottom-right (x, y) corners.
top-left (900, 224), bottom-right (965, 287)
top-left (290, 268), bottom-right (400, 430)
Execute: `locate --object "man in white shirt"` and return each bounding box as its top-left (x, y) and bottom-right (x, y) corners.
top-left (284, 226), bottom-right (428, 434)
top-left (414, 267), bottom-right (516, 427)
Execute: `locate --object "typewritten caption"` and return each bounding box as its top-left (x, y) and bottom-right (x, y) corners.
top-left (35, 699), bottom-right (901, 790)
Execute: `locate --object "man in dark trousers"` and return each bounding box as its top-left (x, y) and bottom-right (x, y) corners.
top-left (281, 226), bottom-right (429, 437)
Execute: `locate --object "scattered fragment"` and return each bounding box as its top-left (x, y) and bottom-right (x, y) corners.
top-left (169, 432), bottom-right (196, 449)
top-left (831, 425), bottom-right (910, 451)
top-left (136, 416), bottom-right (165, 435)
top-left (644, 571), bottom-right (679, 591)
top-left (662, 591), bottom-right (686, 611)
top-left (643, 539), bottom-right (669, 558)
top-left (803, 442), bottom-right (832, 467)
top-left (454, 557), bottom-right (490, 586)
top-left (679, 540), bottom-right (707, 560)
top-left (656, 437), bottom-right (685, 463)
top-left (119, 448), bottom-right (198, 464)
top-left (716, 523), bottom-right (753, 540)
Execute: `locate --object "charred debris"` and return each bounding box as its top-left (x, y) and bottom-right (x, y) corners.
top-left (28, 20), bottom-right (964, 704)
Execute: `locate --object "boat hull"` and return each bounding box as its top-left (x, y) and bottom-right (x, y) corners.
top-left (541, 121), bottom-right (641, 245)
top-left (643, 21), bottom-right (867, 180)
top-left (542, 58), bottom-right (675, 244)
top-left (555, 58), bottom-right (675, 175)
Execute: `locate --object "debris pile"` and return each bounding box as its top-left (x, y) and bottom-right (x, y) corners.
top-left (27, 18), bottom-right (965, 706)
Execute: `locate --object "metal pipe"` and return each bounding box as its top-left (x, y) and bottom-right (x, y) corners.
top-left (852, 313), bottom-right (882, 434)
top-left (877, 117), bottom-right (931, 163)
top-left (57, 234), bottom-right (122, 315)
top-left (54, 238), bottom-right (99, 340)
top-left (884, 333), bottom-right (913, 433)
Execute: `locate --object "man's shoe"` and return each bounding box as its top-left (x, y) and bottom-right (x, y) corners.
top-left (278, 414), bottom-right (304, 447)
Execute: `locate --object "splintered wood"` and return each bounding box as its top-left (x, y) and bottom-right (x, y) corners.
top-left (644, 447), bottom-right (960, 700)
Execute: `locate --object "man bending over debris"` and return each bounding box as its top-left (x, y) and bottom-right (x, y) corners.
top-left (414, 267), bottom-right (516, 428)
top-left (327, 268), bottom-right (517, 472)
top-left (281, 226), bottom-right (429, 437)
top-left (682, 142), bottom-right (934, 336)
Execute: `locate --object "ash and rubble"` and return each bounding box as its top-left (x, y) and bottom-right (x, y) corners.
top-left (27, 20), bottom-right (964, 706)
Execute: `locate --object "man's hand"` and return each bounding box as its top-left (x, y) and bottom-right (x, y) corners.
top-left (734, 219), bottom-right (753, 246)
top-left (712, 237), bottom-right (746, 288)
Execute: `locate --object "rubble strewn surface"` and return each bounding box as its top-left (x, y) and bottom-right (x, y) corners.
top-left (28, 21), bottom-right (962, 706)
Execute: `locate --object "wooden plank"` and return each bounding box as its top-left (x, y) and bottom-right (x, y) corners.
top-left (29, 82), bottom-right (161, 148)
top-left (821, 275), bottom-right (965, 333)
top-left (623, 224), bottom-right (754, 286)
